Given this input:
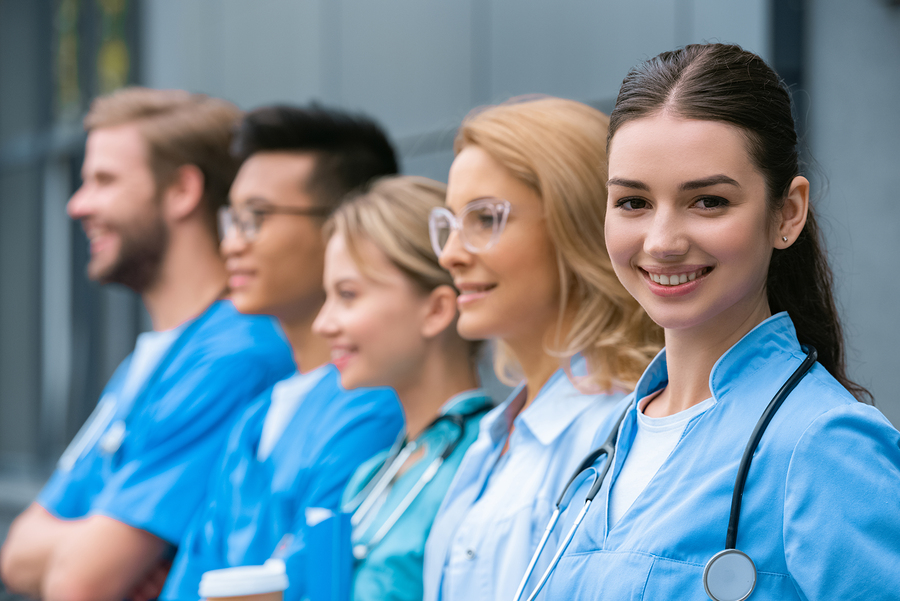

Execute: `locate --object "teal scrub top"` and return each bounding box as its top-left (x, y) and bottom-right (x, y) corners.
top-left (342, 390), bottom-right (493, 601)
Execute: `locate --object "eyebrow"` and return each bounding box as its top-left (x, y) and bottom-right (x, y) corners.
top-left (606, 175), bottom-right (741, 191)
top-left (679, 175), bottom-right (741, 191)
top-left (243, 196), bottom-right (274, 207)
top-left (606, 178), bottom-right (648, 191)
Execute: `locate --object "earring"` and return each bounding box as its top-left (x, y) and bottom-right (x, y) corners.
top-left (782, 236), bottom-right (788, 243)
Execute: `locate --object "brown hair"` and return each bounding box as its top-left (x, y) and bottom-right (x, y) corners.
top-left (456, 97), bottom-right (662, 391)
top-left (608, 43), bottom-right (871, 403)
top-left (84, 87), bottom-right (241, 233)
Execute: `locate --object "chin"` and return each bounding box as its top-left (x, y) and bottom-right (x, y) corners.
top-left (229, 294), bottom-right (269, 316)
top-left (455, 312), bottom-right (498, 341)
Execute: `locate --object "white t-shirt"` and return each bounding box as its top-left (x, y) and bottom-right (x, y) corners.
top-left (257, 366), bottom-right (328, 461)
top-left (608, 393), bottom-right (715, 527)
top-left (58, 325), bottom-right (183, 470)
top-left (119, 326), bottom-right (185, 405)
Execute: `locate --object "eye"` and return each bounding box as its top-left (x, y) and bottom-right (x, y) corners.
top-left (692, 196), bottom-right (730, 210)
top-left (614, 197), bottom-right (649, 210)
top-left (338, 289), bottom-right (357, 301)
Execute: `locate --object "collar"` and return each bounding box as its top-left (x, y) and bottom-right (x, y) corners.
top-left (632, 312), bottom-right (803, 403)
top-left (440, 388), bottom-right (493, 416)
top-left (483, 357), bottom-right (609, 447)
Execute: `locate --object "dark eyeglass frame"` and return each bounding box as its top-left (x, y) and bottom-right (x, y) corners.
top-left (218, 203), bottom-right (332, 241)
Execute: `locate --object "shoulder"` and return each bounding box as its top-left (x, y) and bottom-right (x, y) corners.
top-left (194, 301), bottom-right (290, 358)
top-left (161, 302), bottom-right (293, 384)
top-left (300, 373), bottom-right (402, 431)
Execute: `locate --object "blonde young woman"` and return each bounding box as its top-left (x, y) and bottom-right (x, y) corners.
top-left (313, 176), bottom-right (493, 601)
top-left (422, 97), bottom-right (662, 601)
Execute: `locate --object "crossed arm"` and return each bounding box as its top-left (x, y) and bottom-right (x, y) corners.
top-left (1, 503), bottom-right (169, 601)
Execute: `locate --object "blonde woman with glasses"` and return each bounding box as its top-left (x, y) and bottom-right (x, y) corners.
top-left (422, 97), bottom-right (662, 601)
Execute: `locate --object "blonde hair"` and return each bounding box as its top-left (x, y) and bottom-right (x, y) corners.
top-left (85, 87), bottom-right (242, 232)
top-left (326, 175), bottom-right (481, 358)
top-left (456, 97), bottom-right (662, 391)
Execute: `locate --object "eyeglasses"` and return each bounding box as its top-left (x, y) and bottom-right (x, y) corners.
top-left (429, 198), bottom-right (511, 257)
top-left (218, 204), bottom-right (332, 242)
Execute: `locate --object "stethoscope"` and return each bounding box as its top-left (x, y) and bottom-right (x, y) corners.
top-left (513, 345), bottom-right (818, 601)
top-left (348, 403), bottom-right (492, 560)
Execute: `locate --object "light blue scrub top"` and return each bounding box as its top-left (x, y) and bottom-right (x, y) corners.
top-left (38, 300), bottom-right (294, 546)
top-left (341, 390), bottom-right (493, 601)
top-left (162, 365), bottom-right (404, 601)
top-left (423, 359), bottom-right (625, 601)
top-left (545, 313), bottom-right (900, 600)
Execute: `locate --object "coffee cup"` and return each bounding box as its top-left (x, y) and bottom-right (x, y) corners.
top-left (199, 559), bottom-right (289, 601)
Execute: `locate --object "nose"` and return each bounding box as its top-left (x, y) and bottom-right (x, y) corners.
top-left (66, 184), bottom-right (93, 220)
top-left (437, 230), bottom-right (474, 273)
top-left (219, 226), bottom-right (249, 259)
top-left (312, 298), bottom-right (339, 338)
top-left (643, 206), bottom-right (689, 259)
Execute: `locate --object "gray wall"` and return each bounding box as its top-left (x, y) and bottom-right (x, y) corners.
top-left (807, 0), bottom-right (900, 425)
top-left (140, 0), bottom-right (769, 181)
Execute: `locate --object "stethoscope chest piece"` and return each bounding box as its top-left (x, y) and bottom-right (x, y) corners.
top-left (703, 548), bottom-right (757, 601)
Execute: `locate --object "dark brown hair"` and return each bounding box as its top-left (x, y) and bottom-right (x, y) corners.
top-left (232, 104), bottom-right (398, 210)
top-left (608, 43), bottom-right (871, 403)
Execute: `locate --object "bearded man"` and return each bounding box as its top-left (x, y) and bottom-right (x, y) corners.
top-left (0, 88), bottom-right (294, 601)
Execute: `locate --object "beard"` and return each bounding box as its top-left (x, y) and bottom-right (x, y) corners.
top-left (88, 204), bottom-right (169, 293)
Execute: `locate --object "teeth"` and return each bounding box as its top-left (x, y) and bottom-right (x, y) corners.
top-left (649, 268), bottom-right (706, 286)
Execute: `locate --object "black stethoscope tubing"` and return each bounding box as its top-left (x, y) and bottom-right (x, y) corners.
top-left (725, 344), bottom-right (817, 550)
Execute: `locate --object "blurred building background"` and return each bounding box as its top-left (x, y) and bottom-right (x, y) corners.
top-left (1, 0), bottom-right (898, 579)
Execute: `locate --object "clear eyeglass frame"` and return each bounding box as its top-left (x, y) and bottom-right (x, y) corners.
top-left (218, 204), bottom-right (332, 242)
top-left (428, 198), bottom-right (512, 258)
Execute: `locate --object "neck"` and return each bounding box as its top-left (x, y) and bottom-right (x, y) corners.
top-left (503, 309), bottom-right (576, 411)
top-left (647, 295), bottom-right (772, 418)
top-left (142, 224), bottom-right (227, 331)
top-left (393, 343), bottom-right (479, 440)
top-left (504, 333), bottom-right (562, 412)
top-left (279, 303), bottom-right (332, 373)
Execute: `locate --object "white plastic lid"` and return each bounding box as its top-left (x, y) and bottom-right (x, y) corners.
top-left (199, 559), bottom-right (289, 597)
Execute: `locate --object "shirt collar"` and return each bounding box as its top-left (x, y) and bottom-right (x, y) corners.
top-left (440, 388), bottom-right (493, 416)
top-left (632, 312), bottom-right (803, 403)
top-left (481, 357), bottom-right (611, 447)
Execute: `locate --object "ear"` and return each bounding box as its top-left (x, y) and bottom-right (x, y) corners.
top-left (774, 175), bottom-right (809, 249)
top-left (162, 164), bottom-right (206, 223)
top-left (420, 285), bottom-right (459, 339)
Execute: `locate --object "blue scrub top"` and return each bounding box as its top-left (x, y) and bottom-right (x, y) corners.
top-left (162, 365), bottom-right (404, 601)
top-left (545, 313), bottom-right (900, 600)
top-left (342, 390), bottom-right (493, 601)
top-left (38, 300), bottom-right (295, 546)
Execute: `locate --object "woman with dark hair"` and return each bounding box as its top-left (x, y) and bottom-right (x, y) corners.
top-left (540, 44), bottom-right (900, 600)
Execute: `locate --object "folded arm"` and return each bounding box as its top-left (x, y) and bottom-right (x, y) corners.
top-left (1, 503), bottom-right (167, 601)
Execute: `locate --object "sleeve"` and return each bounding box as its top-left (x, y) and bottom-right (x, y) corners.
top-left (282, 391), bottom-right (405, 601)
top-left (90, 350), bottom-right (280, 545)
top-left (38, 362), bottom-right (132, 519)
top-left (784, 403), bottom-right (900, 601)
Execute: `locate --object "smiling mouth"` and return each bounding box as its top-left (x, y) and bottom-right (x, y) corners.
top-left (457, 283), bottom-right (496, 294)
top-left (645, 267), bottom-right (712, 286)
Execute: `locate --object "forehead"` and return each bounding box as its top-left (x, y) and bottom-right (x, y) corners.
top-left (608, 115), bottom-right (758, 185)
top-left (325, 231), bottom-right (402, 286)
top-left (83, 123), bottom-right (149, 171)
top-left (230, 151), bottom-right (318, 205)
top-left (446, 145), bottom-right (537, 213)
